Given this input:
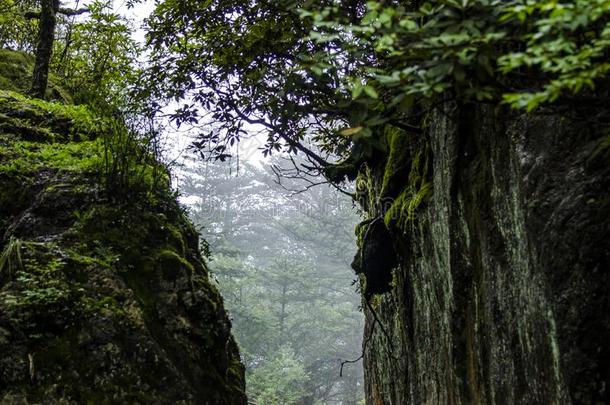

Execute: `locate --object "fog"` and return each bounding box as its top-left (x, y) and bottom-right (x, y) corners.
top-left (176, 152), bottom-right (365, 404)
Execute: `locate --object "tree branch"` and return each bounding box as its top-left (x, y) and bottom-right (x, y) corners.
top-left (219, 92), bottom-right (333, 168)
top-left (25, 7), bottom-right (89, 19)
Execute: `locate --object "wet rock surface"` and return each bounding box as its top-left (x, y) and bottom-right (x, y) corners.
top-left (356, 104), bottom-right (610, 404)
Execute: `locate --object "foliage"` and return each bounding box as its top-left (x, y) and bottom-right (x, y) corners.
top-left (303, 0), bottom-right (610, 115)
top-left (499, 0), bottom-right (610, 110)
top-left (145, 0), bottom-right (353, 162)
top-left (52, 0), bottom-right (142, 108)
top-left (0, 242), bottom-right (85, 334)
top-left (0, 9), bottom-right (247, 401)
top-left (0, 89), bottom-right (107, 136)
top-left (247, 346), bottom-right (309, 405)
top-left (0, 0), bottom-right (37, 51)
top-left (3, 248), bottom-right (70, 310)
top-left (0, 237), bottom-right (23, 280)
top-left (1, 0), bottom-right (145, 110)
top-left (146, 0), bottom-right (610, 177)
top-left (0, 89), bottom-right (167, 202)
top-left (98, 118), bottom-right (169, 200)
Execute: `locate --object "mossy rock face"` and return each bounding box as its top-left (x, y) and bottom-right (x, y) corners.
top-left (0, 49), bottom-right (72, 103)
top-left (0, 90), bottom-right (106, 142)
top-left (0, 50), bottom-right (36, 94)
top-left (0, 90), bottom-right (246, 403)
top-left (356, 105), bottom-right (610, 404)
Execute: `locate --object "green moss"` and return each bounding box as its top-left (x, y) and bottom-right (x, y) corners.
top-left (389, 268), bottom-right (399, 289)
top-left (383, 141), bottom-right (433, 230)
top-left (227, 355), bottom-right (247, 396)
top-left (1, 243), bottom-right (73, 315)
top-left (74, 205), bottom-right (188, 267)
top-left (408, 181), bottom-right (433, 218)
top-left (370, 294), bottom-right (383, 308)
top-left (0, 90), bottom-right (106, 140)
top-left (384, 191), bottom-right (407, 228)
top-left (0, 49), bottom-right (72, 103)
top-left (380, 127), bottom-right (412, 198)
top-left (64, 246), bottom-right (115, 270)
top-left (157, 249), bottom-right (195, 280)
top-left (122, 270), bottom-right (158, 318)
top-left (161, 220), bottom-right (187, 255)
top-left (0, 76), bottom-right (245, 400)
top-left (0, 50), bottom-right (35, 93)
top-left (198, 277), bottom-right (223, 312)
top-left (80, 295), bottom-right (126, 317)
top-left (0, 113), bottom-right (58, 142)
top-left (0, 240), bottom-right (128, 325)
top-left (0, 85), bottom-right (171, 201)
top-left (355, 165), bottom-right (378, 214)
top-left (324, 160), bottom-right (359, 183)
top-left (0, 139), bottom-right (104, 175)
top-left (0, 65), bottom-right (245, 401)
top-left (68, 200), bottom-right (203, 322)
top-left (354, 221), bottom-right (369, 248)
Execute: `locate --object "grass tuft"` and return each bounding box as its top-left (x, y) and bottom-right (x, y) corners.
top-left (0, 237), bottom-right (23, 279)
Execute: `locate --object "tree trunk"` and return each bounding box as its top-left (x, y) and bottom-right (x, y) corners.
top-left (30, 0), bottom-right (59, 99)
top-left (279, 280), bottom-right (288, 342)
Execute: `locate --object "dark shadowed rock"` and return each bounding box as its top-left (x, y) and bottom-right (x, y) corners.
top-left (355, 103), bottom-right (610, 404)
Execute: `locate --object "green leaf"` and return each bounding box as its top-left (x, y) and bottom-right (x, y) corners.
top-left (363, 85), bottom-right (379, 99)
top-left (340, 126), bottom-right (364, 136)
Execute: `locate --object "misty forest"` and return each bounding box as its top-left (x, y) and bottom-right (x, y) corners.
top-left (0, 0), bottom-right (609, 404)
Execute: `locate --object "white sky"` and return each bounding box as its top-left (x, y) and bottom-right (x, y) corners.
top-left (63, 0), bottom-right (270, 173)
top-left (117, 1), bottom-right (269, 169)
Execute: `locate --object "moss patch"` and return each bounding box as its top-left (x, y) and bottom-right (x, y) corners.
top-left (0, 139), bottom-right (104, 175)
top-left (380, 127), bottom-right (413, 199)
top-left (0, 50), bottom-right (36, 93)
top-left (0, 49), bottom-right (72, 102)
top-left (157, 249), bottom-right (195, 280)
top-left (0, 84), bottom-right (245, 402)
top-left (383, 139), bottom-right (433, 230)
top-left (0, 90), bottom-right (107, 141)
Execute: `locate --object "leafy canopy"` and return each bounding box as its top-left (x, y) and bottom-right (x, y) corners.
top-left (305, 0), bottom-right (610, 112)
top-left (145, 0), bottom-right (354, 164)
top-left (0, 0), bottom-right (38, 51)
top-left (145, 0), bottom-right (610, 173)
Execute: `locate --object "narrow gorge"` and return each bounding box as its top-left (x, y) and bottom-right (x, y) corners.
top-left (2, 0), bottom-right (610, 404)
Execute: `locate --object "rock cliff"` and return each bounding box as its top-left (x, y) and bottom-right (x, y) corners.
top-left (0, 51), bottom-right (246, 404)
top-left (354, 103), bottom-right (610, 404)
